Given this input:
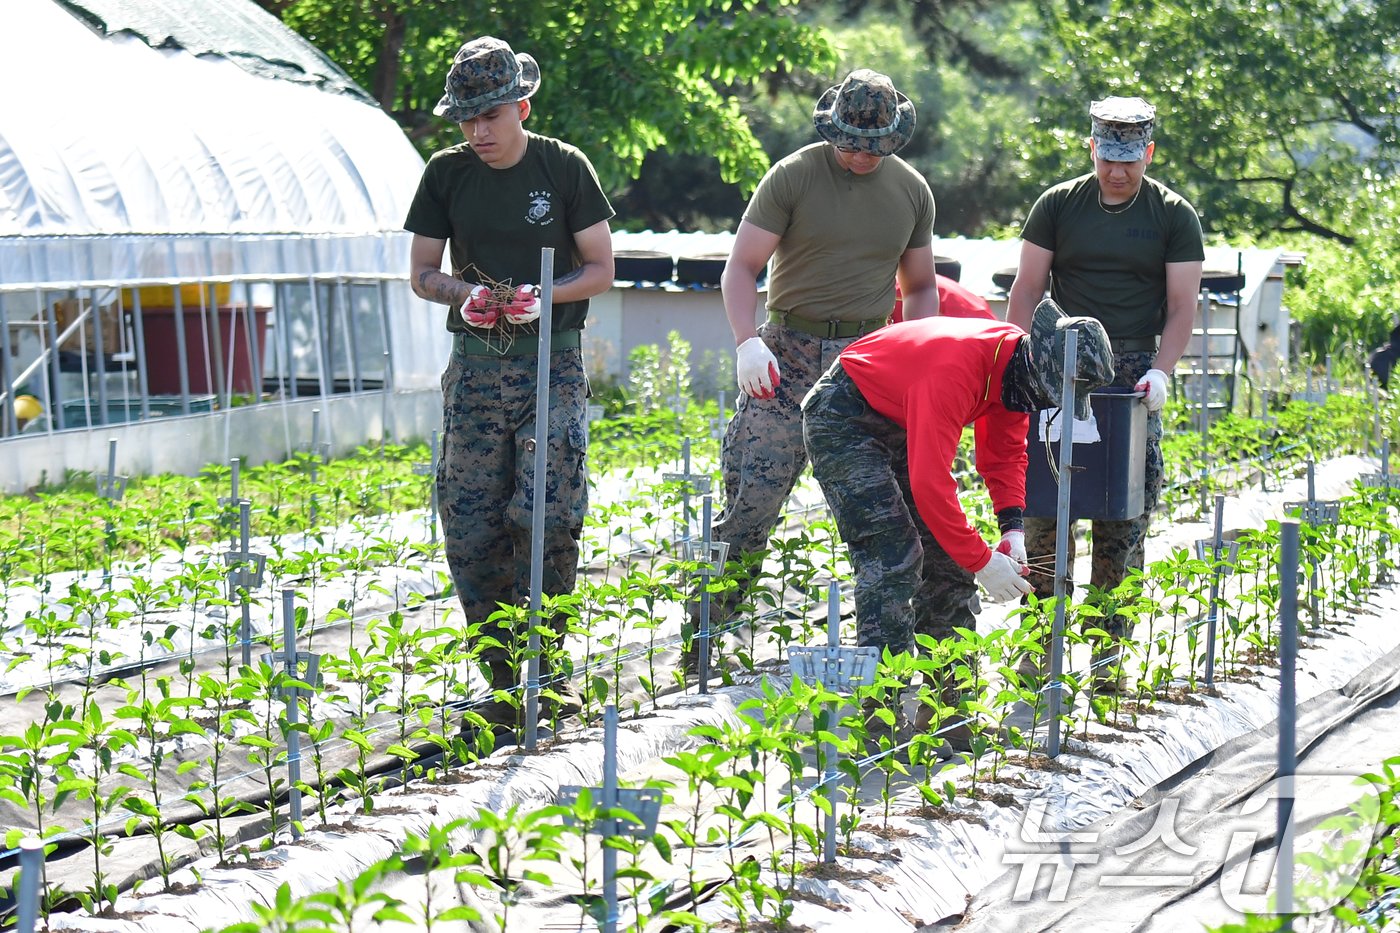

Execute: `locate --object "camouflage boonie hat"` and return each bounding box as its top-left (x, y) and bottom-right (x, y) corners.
top-left (1090, 96), bottom-right (1155, 161)
top-left (1028, 299), bottom-right (1115, 420)
top-left (435, 37), bottom-right (540, 123)
top-left (813, 69), bottom-right (916, 157)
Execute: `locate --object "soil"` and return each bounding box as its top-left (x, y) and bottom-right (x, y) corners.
top-left (713, 920), bottom-right (817, 933)
top-left (1003, 753), bottom-right (1080, 775)
top-left (959, 787), bottom-right (1017, 808)
top-left (1242, 646), bottom-right (1280, 667)
top-left (134, 880), bottom-right (199, 898)
top-left (856, 821), bottom-right (919, 840)
top-left (798, 861), bottom-right (895, 888)
top-left (899, 804), bottom-right (989, 827)
top-left (1111, 699), bottom-right (1156, 718)
top-left (1155, 686), bottom-right (1208, 707)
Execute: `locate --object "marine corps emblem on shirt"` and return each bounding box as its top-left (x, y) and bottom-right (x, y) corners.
top-left (526, 190), bottom-right (555, 226)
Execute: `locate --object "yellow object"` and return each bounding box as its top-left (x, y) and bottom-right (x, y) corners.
top-left (14, 395), bottom-right (41, 421)
top-left (121, 283), bottom-right (233, 308)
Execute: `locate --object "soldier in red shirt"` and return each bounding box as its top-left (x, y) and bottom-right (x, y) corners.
top-left (802, 300), bottom-right (1113, 740)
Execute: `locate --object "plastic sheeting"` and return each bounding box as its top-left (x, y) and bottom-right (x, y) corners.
top-left (25, 455), bottom-right (1398, 931)
top-left (41, 681), bottom-right (779, 933)
top-left (1, 0), bottom-right (421, 241)
top-left (955, 648), bottom-right (1400, 933)
top-left (53, 0), bottom-right (372, 100)
top-left (0, 0), bottom-right (445, 387)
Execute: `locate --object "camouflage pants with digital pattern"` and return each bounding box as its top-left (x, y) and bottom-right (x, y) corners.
top-left (1025, 349), bottom-right (1162, 635)
top-left (697, 322), bottom-right (861, 629)
top-left (438, 348), bottom-right (589, 670)
top-left (803, 362), bottom-right (974, 655)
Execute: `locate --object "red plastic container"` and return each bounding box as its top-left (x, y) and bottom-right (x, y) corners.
top-left (140, 305), bottom-right (270, 395)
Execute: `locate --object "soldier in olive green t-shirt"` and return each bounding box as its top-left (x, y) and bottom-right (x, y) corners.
top-left (685, 70), bottom-right (940, 675)
top-left (1007, 96), bottom-right (1204, 688)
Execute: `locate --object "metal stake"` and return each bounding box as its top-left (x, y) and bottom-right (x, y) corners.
top-left (1204, 494), bottom-right (1225, 687)
top-left (524, 248), bottom-right (556, 752)
top-left (237, 502), bottom-right (255, 666)
top-left (823, 581), bottom-right (840, 864)
top-left (218, 457), bottom-right (242, 550)
top-left (1307, 461), bottom-right (1320, 625)
top-left (1047, 329), bottom-right (1079, 759)
top-left (698, 497), bottom-right (714, 694)
top-left (557, 705), bottom-right (662, 933)
top-left (1199, 292), bottom-right (1211, 515)
top-left (602, 704), bottom-right (619, 933)
top-left (662, 438), bottom-right (712, 549)
top-left (225, 500), bottom-right (265, 668)
top-left (96, 438), bottom-right (127, 590)
top-left (1278, 520), bottom-right (1299, 927)
top-left (280, 589), bottom-right (304, 837)
top-left (15, 836), bottom-right (42, 933)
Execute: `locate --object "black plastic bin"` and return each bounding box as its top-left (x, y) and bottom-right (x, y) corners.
top-left (1025, 387), bottom-right (1147, 520)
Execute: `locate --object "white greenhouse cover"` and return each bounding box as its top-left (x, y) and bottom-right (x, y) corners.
top-left (0, 0), bottom-right (424, 240)
top-left (0, 0), bottom-right (448, 390)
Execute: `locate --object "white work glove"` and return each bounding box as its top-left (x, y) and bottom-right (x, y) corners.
top-left (997, 530), bottom-right (1028, 574)
top-left (976, 550), bottom-right (1034, 603)
top-left (503, 284), bottom-right (541, 325)
top-left (460, 285), bottom-right (500, 328)
top-left (736, 336), bottom-right (780, 399)
top-left (1135, 368), bottom-right (1169, 412)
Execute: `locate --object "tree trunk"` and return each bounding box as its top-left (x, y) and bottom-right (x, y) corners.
top-left (371, 9), bottom-right (406, 112)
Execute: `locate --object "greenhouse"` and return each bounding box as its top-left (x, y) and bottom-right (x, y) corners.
top-left (0, 0), bottom-right (443, 490)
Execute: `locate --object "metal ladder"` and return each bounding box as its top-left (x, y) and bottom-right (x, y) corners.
top-left (1175, 257), bottom-right (1246, 420)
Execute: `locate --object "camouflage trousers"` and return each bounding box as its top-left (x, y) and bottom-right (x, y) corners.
top-left (438, 348), bottom-right (589, 665)
top-left (695, 322), bottom-right (860, 626)
top-left (1025, 350), bottom-right (1163, 635)
top-left (802, 361), bottom-right (973, 655)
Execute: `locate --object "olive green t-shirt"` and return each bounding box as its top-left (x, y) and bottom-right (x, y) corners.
top-left (403, 132), bottom-right (614, 339)
top-left (1020, 173), bottom-right (1204, 340)
top-left (744, 143), bottom-right (935, 322)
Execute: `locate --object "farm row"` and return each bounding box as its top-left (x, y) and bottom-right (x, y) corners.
top-left (0, 385), bottom-right (1395, 930)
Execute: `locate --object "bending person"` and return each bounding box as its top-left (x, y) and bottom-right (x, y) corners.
top-left (802, 302), bottom-right (1113, 740)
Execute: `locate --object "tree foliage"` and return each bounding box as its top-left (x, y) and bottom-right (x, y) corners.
top-left (254, 0), bottom-right (837, 192)
top-left (613, 4), bottom-right (1044, 233)
top-left (1024, 0), bottom-right (1400, 242)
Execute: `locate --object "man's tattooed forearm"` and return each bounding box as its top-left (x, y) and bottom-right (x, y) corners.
top-left (554, 267), bottom-right (585, 286)
top-left (418, 271), bottom-right (467, 306)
